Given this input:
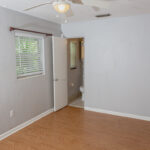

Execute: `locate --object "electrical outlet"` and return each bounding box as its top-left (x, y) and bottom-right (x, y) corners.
top-left (10, 110), bottom-right (14, 118)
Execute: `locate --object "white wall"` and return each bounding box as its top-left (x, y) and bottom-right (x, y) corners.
top-left (0, 7), bottom-right (61, 135)
top-left (62, 14), bottom-right (150, 117)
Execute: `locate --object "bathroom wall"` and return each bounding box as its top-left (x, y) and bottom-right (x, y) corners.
top-left (0, 6), bottom-right (61, 135)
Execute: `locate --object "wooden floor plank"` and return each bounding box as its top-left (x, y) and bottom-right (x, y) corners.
top-left (0, 106), bottom-right (150, 150)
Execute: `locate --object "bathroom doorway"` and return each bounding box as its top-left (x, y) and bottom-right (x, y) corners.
top-left (67, 38), bottom-right (84, 108)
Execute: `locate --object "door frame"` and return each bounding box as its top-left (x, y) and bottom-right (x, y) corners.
top-left (66, 37), bottom-right (85, 105)
top-left (52, 36), bottom-right (86, 108)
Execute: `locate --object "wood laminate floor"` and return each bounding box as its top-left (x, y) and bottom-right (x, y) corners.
top-left (0, 106), bottom-right (150, 150)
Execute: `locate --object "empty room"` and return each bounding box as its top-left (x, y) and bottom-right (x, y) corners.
top-left (0, 0), bottom-right (150, 149)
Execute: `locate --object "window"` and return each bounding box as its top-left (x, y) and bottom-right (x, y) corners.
top-left (70, 41), bottom-right (77, 69)
top-left (15, 34), bottom-right (44, 78)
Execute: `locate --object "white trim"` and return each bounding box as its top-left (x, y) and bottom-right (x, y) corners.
top-left (0, 108), bottom-right (54, 141)
top-left (17, 72), bottom-right (43, 79)
top-left (84, 107), bottom-right (150, 122)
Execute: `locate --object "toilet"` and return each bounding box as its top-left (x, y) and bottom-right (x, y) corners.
top-left (80, 86), bottom-right (84, 101)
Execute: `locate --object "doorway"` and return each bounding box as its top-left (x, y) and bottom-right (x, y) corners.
top-left (67, 38), bottom-right (84, 108)
top-left (52, 37), bottom-right (84, 111)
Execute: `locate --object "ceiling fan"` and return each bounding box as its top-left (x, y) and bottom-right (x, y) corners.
top-left (24, 0), bottom-right (111, 18)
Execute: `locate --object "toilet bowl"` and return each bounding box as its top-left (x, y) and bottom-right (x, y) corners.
top-left (80, 86), bottom-right (84, 101)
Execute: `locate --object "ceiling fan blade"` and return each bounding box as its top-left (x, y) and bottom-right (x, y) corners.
top-left (82, 0), bottom-right (110, 9)
top-left (65, 7), bottom-right (74, 17)
top-left (95, 13), bottom-right (111, 18)
top-left (68, 0), bottom-right (83, 4)
top-left (24, 2), bottom-right (53, 11)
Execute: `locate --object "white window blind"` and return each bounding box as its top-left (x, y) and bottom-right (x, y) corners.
top-left (15, 34), bottom-right (44, 78)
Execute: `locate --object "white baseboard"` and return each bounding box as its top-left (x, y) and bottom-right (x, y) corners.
top-left (84, 107), bottom-right (150, 122)
top-left (0, 108), bottom-right (54, 141)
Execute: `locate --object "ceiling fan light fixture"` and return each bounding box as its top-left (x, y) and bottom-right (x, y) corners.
top-left (53, 2), bottom-right (70, 13)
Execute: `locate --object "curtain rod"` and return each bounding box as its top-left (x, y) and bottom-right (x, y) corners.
top-left (10, 27), bottom-right (53, 36)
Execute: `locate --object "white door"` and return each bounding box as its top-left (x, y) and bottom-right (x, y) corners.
top-left (52, 37), bottom-right (68, 111)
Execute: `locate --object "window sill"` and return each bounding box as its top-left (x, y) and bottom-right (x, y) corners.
top-left (17, 73), bottom-right (44, 80)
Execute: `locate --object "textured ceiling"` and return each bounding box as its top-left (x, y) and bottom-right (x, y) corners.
top-left (0, 0), bottom-right (150, 24)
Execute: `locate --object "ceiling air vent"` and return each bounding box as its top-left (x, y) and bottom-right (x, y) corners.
top-left (95, 13), bottom-right (111, 18)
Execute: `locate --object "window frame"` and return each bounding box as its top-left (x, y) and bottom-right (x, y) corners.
top-left (15, 32), bottom-right (45, 79)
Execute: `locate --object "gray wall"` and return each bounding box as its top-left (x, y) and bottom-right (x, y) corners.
top-left (0, 7), bottom-right (61, 135)
top-left (62, 14), bottom-right (150, 117)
